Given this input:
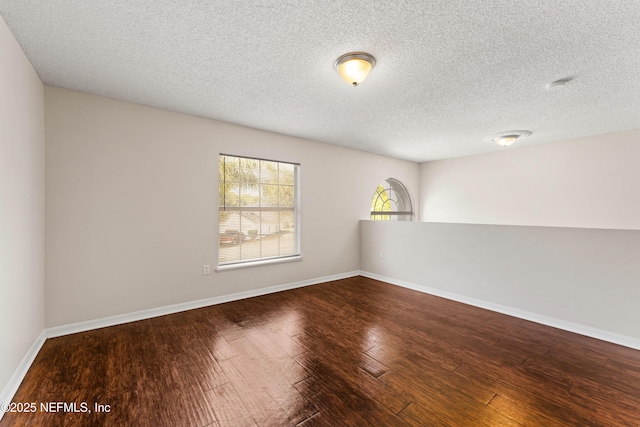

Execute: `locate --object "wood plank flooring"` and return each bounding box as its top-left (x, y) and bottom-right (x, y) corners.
top-left (3, 276), bottom-right (640, 426)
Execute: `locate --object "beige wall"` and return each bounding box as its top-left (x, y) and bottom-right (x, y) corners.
top-left (0, 19), bottom-right (45, 399)
top-left (420, 130), bottom-right (640, 230)
top-left (386, 131), bottom-right (640, 348)
top-left (44, 86), bottom-right (419, 328)
top-left (361, 220), bottom-right (640, 347)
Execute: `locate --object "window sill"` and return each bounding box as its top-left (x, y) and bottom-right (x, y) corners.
top-left (216, 255), bottom-right (302, 272)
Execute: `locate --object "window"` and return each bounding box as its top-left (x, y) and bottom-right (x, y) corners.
top-left (219, 154), bottom-right (300, 267)
top-left (370, 178), bottom-right (413, 221)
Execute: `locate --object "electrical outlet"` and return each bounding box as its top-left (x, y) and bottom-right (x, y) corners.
top-left (379, 251), bottom-right (384, 259)
top-left (202, 264), bottom-right (210, 275)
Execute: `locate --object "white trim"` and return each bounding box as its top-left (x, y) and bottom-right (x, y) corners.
top-left (46, 270), bottom-right (359, 338)
top-left (360, 271), bottom-right (640, 351)
top-left (4, 269), bottom-right (638, 423)
top-left (216, 255), bottom-right (302, 272)
top-left (1, 270), bottom-right (359, 421)
top-left (0, 330), bottom-right (46, 420)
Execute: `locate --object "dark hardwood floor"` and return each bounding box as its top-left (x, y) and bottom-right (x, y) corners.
top-left (3, 276), bottom-right (640, 426)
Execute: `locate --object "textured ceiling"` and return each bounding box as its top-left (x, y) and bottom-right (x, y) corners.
top-left (2, 1), bottom-right (640, 162)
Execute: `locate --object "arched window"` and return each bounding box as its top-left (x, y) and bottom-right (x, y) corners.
top-left (370, 178), bottom-right (413, 221)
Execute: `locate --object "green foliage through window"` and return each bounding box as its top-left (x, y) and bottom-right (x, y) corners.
top-left (370, 179), bottom-right (413, 221)
top-left (371, 185), bottom-right (391, 220)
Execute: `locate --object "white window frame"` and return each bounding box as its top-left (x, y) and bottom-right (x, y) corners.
top-left (217, 154), bottom-right (301, 271)
top-left (370, 178), bottom-right (413, 221)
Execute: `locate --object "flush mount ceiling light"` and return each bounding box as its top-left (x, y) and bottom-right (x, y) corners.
top-left (335, 52), bottom-right (376, 87)
top-left (483, 130), bottom-right (532, 147)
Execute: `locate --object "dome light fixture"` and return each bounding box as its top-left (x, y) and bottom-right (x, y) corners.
top-left (483, 130), bottom-right (532, 147)
top-left (335, 52), bottom-right (376, 87)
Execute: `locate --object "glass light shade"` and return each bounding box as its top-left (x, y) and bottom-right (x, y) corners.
top-left (335, 53), bottom-right (375, 87)
top-left (337, 58), bottom-right (372, 87)
top-left (495, 136), bottom-right (518, 147)
top-left (483, 130), bottom-right (531, 147)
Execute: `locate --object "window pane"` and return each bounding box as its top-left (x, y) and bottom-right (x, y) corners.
top-left (372, 185), bottom-right (388, 213)
top-left (279, 211), bottom-right (295, 256)
top-left (219, 181), bottom-right (226, 207)
top-left (370, 178), bottom-right (413, 222)
top-left (240, 234), bottom-right (261, 261)
top-left (280, 210), bottom-right (294, 232)
top-left (220, 156), bottom-right (240, 209)
top-left (220, 155), bottom-right (239, 183)
top-left (279, 186), bottom-right (294, 208)
top-left (260, 211), bottom-right (280, 258)
top-left (240, 158), bottom-right (259, 186)
top-left (383, 199), bottom-right (396, 211)
top-left (279, 163), bottom-right (294, 185)
top-left (241, 183), bottom-right (259, 207)
top-left (279, 234), bottom-right (295, 256)
top-left (261, 184), bottom-right (279, 207)
top-left (260, 211), bottom-right (279, 237)
top-left (260, 160), bottom-right (278, 184)
top-left (220, 182), bottom-right (239, 208)
top-left (219, 210), bottom-right (241, 263)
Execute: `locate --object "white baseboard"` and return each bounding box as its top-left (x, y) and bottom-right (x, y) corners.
top-left (1, 270), bottom-right (359, 421)
top-left (7, 267), bottom-right (635, 424)
top-left (360, 271), bottom-right (640, 351)
top-left (46, 270), bottom-right (360, 338)
top-left (0, 330), bottom-right (46, 420)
